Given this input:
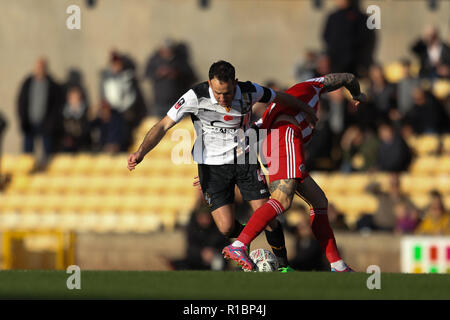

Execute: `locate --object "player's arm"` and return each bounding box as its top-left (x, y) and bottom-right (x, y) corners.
top-left (127, 116), bottom-right (176, 171)
top-left (273, 91), bottom-right (318, 127)
top-left (251, 82), bottom-right (318, 127)
top-left (323, 73), bottom-right (367, 103)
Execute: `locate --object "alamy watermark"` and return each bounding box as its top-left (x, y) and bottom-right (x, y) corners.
top-left (366, 265), bottom-right (381, 290)
top-left (367, 5), bottom-right (381, 30)
top-left (66, 5), bottom-right (81, 30)
top-left (66, 265), bottom-right (81, 290)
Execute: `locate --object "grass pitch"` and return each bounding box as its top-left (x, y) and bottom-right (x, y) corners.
top-left (0, 270), bottom-right (449, 300)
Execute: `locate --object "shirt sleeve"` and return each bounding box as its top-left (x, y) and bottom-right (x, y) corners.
top-left (166, 89), bottom-right (198, 123)
top-left (251, 82), bottom-right (276, 104)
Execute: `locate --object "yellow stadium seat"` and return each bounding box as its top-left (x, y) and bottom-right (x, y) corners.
top-left (409, 156), bottom-right (440, 175)
top-left (5, 175), bottom-right (31, 194)
top-left (39, 212), bottom-right (59, 229)
top-left (435, 175), bottom-right (450, 195)
top-left (0, 212), bottom-right (20, 229)
top-left (401, 175), bottom-right (436, 195)
top-left (47, 154), bottom-right (75, 175)
top-left (410, 135), bottom-right (440, 156)
top-left (15, 154), bottom-right (36, 175)
top-left (76, 212), bottom-right (100, 232)
top-left (58, 212), bottom-right (79, 231)
top-left (71, 153), bottom-right (94, 175)
top-left (94, 212), bottom-right (120, 233)
top-left (432, 79), bottom-right (450, 100)
top-left (160, 212), bottom-right (178, 231)
top-left (114, 213), bottom-right (140, 233)
top-left (439, 156), bottom-right (450, 175)
top-left (442, 135), bottom-right (450, 154)
top-left (19, 212), bottom-right (41, 230)
top-left (91, 154), bottom-right (116, 176)
top-left (138, 213), bottom-right (162, 232)
top-left (0, 193), bottom-right (25, 212)
top-left (384, 62), bottom-right (404, 83)
top-left (410, 195), bottom-right (430, 210)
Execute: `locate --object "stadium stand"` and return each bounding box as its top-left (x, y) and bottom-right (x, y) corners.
top-left (2, 115), bottom-right (450, 232)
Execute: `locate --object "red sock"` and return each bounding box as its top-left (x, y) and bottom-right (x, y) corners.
top-left (310, 207), bottom-right (342, 263)
top-left (237, 199), bottom-right (284, 246)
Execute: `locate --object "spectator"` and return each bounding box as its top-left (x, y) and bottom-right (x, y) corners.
top-left (314, 52), bottom-right (332, 77)
top-left (294, 49), bottom-right (318, 82)
top-left (376, 121), bottom-right (412, 172)
top-left (340, 125), bottom-right (379, 172)
top-left (17, 57), bottom-right (63, 169)
top-left (63, 68), bottom-right (91, 109)
top-left (415, 190), bottom-right (450, 235)
top-left (169, 205), bottom-right (230, 270)
top-left (394, 200), bottom-right (420, 235)
top-left (328, 203), bottom-right (350, 231)
top-left (396, 59), bottom-right (420, 118)
top-left (305, 104), bottom-right (334, 171)
top-left (91, 101), bottom-right (127, 154)
top-left (411, 26), bottom-right (450, 79)
top-left (404, 86), bottom-right (448, 134)
top-left (59, 86), bottom-right (91, 152)
top-left (289, 210), bottom-right (329, 271)
top-left (367, 64), bottom-right (397, 122)
top-left (356, 173), bottom-right (418, 232)
top-left (100, 51), bottom-right (147, 151)
top-left (145, 39), bottom-right (197, 117)
top-left (322, 0), bottom-right (376, 77)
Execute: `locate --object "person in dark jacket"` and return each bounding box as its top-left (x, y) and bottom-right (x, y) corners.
top-left (17, 57), bottom-right (63, 167)
top-left (322, 0), bottom-right (376, 77)
top-left (376, 121), bottom-right (412, 172)
top-left (170, 205), bottom-right (230, 270)
top-left (411, 26), bottom-right (450, 79)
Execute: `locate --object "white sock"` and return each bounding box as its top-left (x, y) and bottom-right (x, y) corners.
top-left (331, 260), bottom-right (347, 271)
top-left (232, 240), bottom-right (246, 248)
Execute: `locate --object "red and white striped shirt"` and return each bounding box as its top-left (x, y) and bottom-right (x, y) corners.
top-left (256, 77), bottom-right (326, 144)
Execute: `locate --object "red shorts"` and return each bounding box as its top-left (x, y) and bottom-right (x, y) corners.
top-left (261, 121), bottom-right (309, 183)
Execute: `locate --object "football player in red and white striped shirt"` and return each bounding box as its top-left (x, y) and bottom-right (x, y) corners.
top-left (223, 73), bottom-right (367, 272)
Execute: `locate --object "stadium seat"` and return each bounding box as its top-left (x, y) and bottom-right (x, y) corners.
top-left (409, 156), bottom-right (440, 175)
top-left (384, 62), bottom-right (404, 83)
top-left (19, 212), bottom-right (41, 230)
top-left (0, 212), bottom-right (20, 229)
top-left (47, 154), bottom-right (75, 175)
top-left (401, 175), bottom-right (436, 195)
top-left (39, 212), bottom-right (59, 229)
top-left (442, 135), bottom-right (450, 154)
top-left (410, 195), bottom-right (430, 210)
top-left (409, 135), bottom-right (440, 156)
top-left (432, 79), bottom-right (450, 100)
top-left (6, 175), bottom-right (31, 194)
top-left (435, 175), bottom-right (450, 195)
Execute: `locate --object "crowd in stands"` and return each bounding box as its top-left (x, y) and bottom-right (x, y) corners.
top-left (15, 40), bottom-right (197, 170)
top-left (7, 0), bottom-right (450, 270)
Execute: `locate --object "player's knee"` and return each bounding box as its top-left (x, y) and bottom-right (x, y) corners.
top-left (218, 224), bottom-right (234, 237)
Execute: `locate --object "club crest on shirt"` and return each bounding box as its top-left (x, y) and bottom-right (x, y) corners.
top-left (174, 98), bottom-right (185, 110)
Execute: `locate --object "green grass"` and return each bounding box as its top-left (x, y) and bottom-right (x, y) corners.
top-left (0, 270), bottom-right (449, 300)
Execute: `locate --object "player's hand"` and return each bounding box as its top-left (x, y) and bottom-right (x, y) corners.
top-left (352, 93), bottom-right (368, 108)
top-left (193, 175), bottom-right (202, 191)
top-left (127, 151), bottom-right (143, 171)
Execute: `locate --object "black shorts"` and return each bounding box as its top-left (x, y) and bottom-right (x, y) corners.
top-left (198, 163), bottom-right (270, 211)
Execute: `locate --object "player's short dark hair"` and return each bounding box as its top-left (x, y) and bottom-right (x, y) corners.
top-left (209, 60), bottom-right (235, 82)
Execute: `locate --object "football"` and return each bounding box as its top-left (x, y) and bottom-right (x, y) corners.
top-left (249, 249), bottom-right (279, 272)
